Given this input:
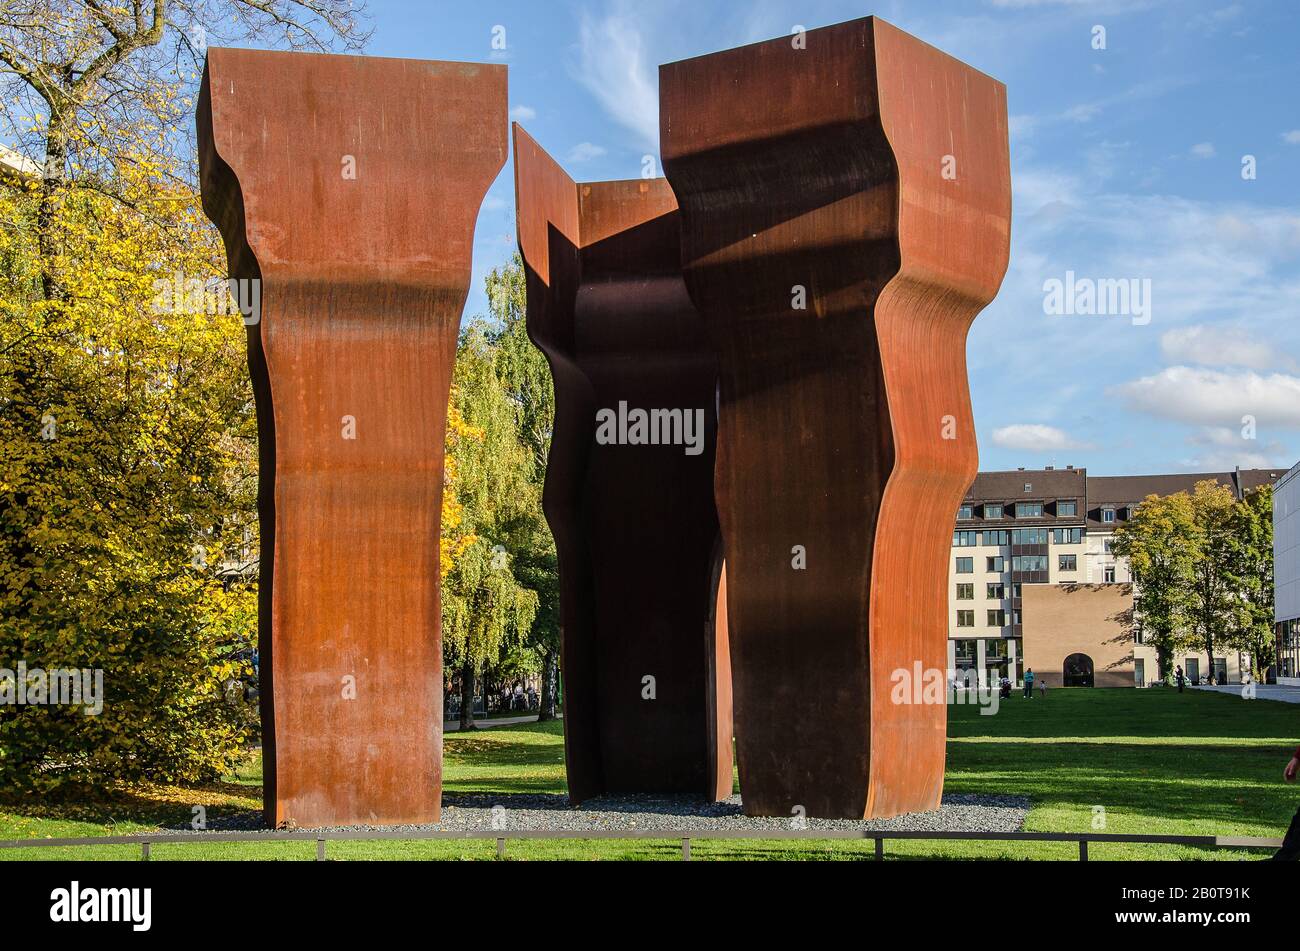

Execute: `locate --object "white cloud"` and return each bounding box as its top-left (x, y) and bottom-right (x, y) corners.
top-left (1283, 130), bottom-right (1300, 145)
top-left (990, 424), bottom-right (1091, 451)
top-left (1110, 367), bottom-right (1300, 429)
top-left (1190, 142), bottom-right (1215, 158)
top-left (509, 105), bottom-right (537, 122)
top-left (575, 7), bottom-right (660, 150)
top-left (1160, 325), bottom-right (1296, 370)
top-left (567, 142), bottom-right (607, 163)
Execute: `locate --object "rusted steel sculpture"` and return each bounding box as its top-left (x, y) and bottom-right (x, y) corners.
top-left (661, 17), bottom-right (1011, 818)
top-left (197, 49), bottom-right (506, 826)
top-left (513, 126), bottom-right (732, 802)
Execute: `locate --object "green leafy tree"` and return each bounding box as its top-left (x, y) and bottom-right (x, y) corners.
top-left (441, 320), bottom-right (540, 730)
top-left (1226, 485), bottom-right (1275, 679)
top-left (1186, 480), bottom-right (1239, 684)
top-left (1112, 491), bottom-right (1199, 682)
top-left (483, 256), bottom-right (560, 719)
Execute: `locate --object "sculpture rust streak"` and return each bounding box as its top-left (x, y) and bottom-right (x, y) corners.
top-left (197, 49), bottom-right (506, 827)
top-left (661, 17), bottom-right (1011, 818)
top-left (513, 125), bottom-right (732, 802)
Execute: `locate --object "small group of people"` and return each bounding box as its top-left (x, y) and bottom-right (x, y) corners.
top-left (498, 683), bottom-right (538, 712)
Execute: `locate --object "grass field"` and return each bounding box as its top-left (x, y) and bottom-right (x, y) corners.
top-left (2, 687), bottom-right (1295, 860)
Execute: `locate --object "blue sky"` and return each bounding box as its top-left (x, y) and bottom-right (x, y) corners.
top-left (367, 0), bottom-right (1300, 477)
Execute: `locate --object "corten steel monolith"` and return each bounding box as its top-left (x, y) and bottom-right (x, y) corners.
top-left (661, 17), bottom-right (1011, 818)
top-left (197, 49), bottom-right (506, 827)
top-left (514, 126), bottom-right (732, 802)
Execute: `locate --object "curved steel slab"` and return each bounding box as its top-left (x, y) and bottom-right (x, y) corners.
top-left (197, 48), bottom-right (506, 826)
top-left (514, 126), bottom-right (732, 802)
top-left (660, 17), bottom-right (1010, 818)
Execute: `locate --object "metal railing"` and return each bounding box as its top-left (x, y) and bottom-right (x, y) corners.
top-left (0, 828), bottom-right (1283, 861)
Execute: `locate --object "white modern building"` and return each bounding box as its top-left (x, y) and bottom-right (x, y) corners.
top-left (1274, 461), bottom-right (1300, 686)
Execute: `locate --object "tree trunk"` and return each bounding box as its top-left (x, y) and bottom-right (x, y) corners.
top-left (38, 112), bottom-right (72, 302)
top-left (538, 647), bottom-right (558, 721)
top-left (459, 661), bottom-right (476, 731)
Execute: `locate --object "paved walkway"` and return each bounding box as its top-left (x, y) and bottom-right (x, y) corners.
top-left (444, 714), bottom-right (540, 732)
top-left (1193, 684), bottom-right (1300, 704)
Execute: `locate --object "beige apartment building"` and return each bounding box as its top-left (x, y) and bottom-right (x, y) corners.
top-left (948, 465), bottom-right (1284, 688)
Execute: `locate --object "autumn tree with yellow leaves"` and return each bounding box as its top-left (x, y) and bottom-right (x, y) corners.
top-left (0, 1), bottom-right (367, 790)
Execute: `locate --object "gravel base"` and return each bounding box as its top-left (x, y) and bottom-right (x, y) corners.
top-left (154, 792), bottom-right (1029, 834)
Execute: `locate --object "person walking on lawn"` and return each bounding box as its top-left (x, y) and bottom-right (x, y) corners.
top-left (1176, 666), bottom-right (1185, 693)
top-left (1023, 668), bottom-right (1035, 699)
top-left (1274, 746), bottom-right (1300, 860)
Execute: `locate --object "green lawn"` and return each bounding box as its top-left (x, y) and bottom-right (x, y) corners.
top-left (2, 687), bottom-right (1295, 860)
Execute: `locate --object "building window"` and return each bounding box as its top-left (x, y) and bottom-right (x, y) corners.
top-left (1024, 483), bottom-right (1032, 493)
top-left (1012, 583), bottom-right (1022, 598)
top-left (1059, 554), bottom-right (1077, 571)
top-left (956, 557), bottom-right (973, 574)
top-left (985, 503), bottom-right (1003, 519)
top-left (1013, 609), bottom-right (1022, 625)
top-left (984, 638), bottom-right (1007, 659)
top-left (987, 583), bottom-right (1005, 599)
top-left (1012, 555), bottom-right (1048, 571)
top-left (985, 530), bottom-right (1009, 546)
top-left (953, 530), bottom-right (978, 547)
top-left (1057, 500), bottom-right (1077, 517)
top-left (1102, 507), bottom-right (1116, 523)
top-left (957, 504), bottom-right (973, 520)
top-left (1103, 538), bottom-right (1114, 553)
top-left (1126, 505), bottom-right (1139, 519)
top-left (1104, 567), bottom-right (1116, 583)
top-left (954, 639), bottom-right (977, 662)
top-left (1053, 527), bottom-right (1082, 544)
top-left (956, 610), bottom-right (975, 627)
top-left (987, 609), bottom-right (1006, 627)
top-left (1015, 502), bottom-right (1044, 518)
top-left (1011, 528), bottom-right (1049, 545)
top-left (987, 556), bottom-right (1005, 572)
top-left (956, 583), bottom-right (974, 600)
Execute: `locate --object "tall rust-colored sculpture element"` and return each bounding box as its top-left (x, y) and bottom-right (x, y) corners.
top-left (514, 126), bottom-right (732, 802)
top-left (197, 48), bottom-right (506, 826)
top-left (661, 17), bottom-right (1011, 818)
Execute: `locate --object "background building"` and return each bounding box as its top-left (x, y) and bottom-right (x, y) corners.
top-left (1274, 461), bottom-right (1300, 686)
top-left (950, 465), bottom-right (1284, 687)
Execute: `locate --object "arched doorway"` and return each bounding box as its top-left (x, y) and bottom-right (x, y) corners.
top-left (1063, 653), bottom-right (1094, 687)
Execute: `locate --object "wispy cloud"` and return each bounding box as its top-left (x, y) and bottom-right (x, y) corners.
top-left (1160, 325), bottom-right (1297, 371)
top-left (1110, 367), bottom-right (1300, 429)
top-left (509, 105), bottom-right (537, 122)
top-left (575, 5), bottom-right (661, 150)
top-left (991, 424), bottom-right (1092, 452)
top-left (567, 141), bottom-right (607, 163)
top-left (1189, 142), bottom-right (1215, 158)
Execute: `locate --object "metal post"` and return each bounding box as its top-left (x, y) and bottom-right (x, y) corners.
top-left (875, 837), bottom-right (884, 861)
top-left (682, 838), bottom-right (691, 861)
top-left (316, 838), bottom-right (326, 861)
top-left (1079, 839), bottom-right (1088, 861)
top-left (141, 841), bottom-right (150, 862)
top-left (496, 837), bottom-right (506, 859)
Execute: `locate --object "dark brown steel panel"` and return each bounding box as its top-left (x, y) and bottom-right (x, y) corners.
top-left (197, 48), bottom-right (506, 826)
top-left (661, 17), bottom-right (1010, 818)
top-left (514, 126), bottom-right (731, 802)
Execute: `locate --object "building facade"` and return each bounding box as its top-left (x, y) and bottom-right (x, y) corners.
top-left (949, 465), bottom-right (1284, 687)
top-left (1274, 461), bottom-right (1300, 686)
